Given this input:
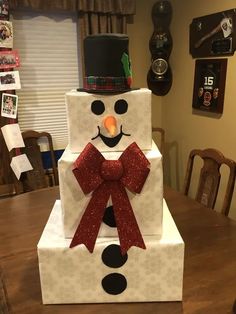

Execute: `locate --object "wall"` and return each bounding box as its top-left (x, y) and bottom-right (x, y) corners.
top-left (128, 0), bottom-right (236, 220)
top-left (127, 0), bottom-right (163, 128)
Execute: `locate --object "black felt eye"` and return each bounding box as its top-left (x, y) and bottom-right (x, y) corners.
top-left (91, 100), bottom-right (105, 115)
top-left (114, 99), bottom-right (128, 114)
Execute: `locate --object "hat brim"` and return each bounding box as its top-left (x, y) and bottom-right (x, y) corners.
top-left (76, 87), bottom-right (139, 94)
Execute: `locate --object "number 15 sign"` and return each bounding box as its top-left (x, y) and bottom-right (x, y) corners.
top-left (192, 58), bottom-right (227, 113)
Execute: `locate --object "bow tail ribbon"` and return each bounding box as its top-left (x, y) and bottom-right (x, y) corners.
top-left (69, 182), bottom-right (110, 251)
top-left (70, 181), bottom-right (146, 255)
top-left (111, 181), bottom-right (146, 255)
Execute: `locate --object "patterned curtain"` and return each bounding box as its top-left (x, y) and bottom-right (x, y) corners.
top-left (77, 0), bottom-right (136, 35)
top-left (9, 0), bottom-right (136, 34)
top-left (9, 0), bottom-right (78, 12)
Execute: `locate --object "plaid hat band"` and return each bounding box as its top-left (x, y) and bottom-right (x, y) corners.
top-left (84, 76), bottom-right (130, 91)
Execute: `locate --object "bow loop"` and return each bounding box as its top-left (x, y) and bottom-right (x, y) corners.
top-left (72, 143), bottom-right (104, 194)
top-left (119, 142), bottom-right (150, 193)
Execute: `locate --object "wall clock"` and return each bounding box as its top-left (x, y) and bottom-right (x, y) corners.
top-left (147, 0), bottom-right (173, 96)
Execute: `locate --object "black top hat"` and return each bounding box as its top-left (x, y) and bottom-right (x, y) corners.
top-left (78, 33), bottom-right (134, 94)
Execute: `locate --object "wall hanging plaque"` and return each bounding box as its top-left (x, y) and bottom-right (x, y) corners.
top-left (192, 58), bottom-right (227, 113)
top-left (190, 9), bottom-right (236, 58)
top-left (147, 0), bottom-right (173, 96)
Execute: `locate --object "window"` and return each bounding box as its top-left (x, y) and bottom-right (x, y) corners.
top-left (11, 11), bottom-right (80, 150)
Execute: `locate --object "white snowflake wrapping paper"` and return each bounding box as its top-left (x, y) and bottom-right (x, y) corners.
top-left (66, 88), bottom-right (152, 153)
top-left (58, 141), bottom-right (163, 238)
top-left (37, 199), bottom-right (184, 304)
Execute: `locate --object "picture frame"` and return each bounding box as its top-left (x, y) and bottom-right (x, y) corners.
top-left (0, 50), bottom-right (20, 69)
top-left (0, 0), bottom-right (9, 19)
top-left (0, 20), bottom-right (13, 48)
top-left (0, 71), bottom-right (21, 91)
top-left (192, 58), bottom-right (227, 113)
top-left (1, 93), bottom-right (18, 119)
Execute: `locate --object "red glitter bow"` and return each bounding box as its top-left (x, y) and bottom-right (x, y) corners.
top-left (70, 142), bottom-right (150, 255)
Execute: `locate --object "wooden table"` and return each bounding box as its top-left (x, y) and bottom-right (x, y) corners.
top-left (0, 186), bottom-right (236, 314)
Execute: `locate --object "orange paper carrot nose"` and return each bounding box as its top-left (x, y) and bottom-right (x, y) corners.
top-left (103, 115), bottom-right (117, 137)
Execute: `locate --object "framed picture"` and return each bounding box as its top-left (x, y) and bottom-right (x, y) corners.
top-left (0, 50), bottom-right (20, 69)
top-left (0, 71), bottom-right (21, 91)
top-left (1, 93), bottom-right (18, 119)
top-left (0, 0), bottom-right (9, 19)
top-left (192, 58), bottom-right (227, 113)
top-left (0, 20), bottom-right (13, 48)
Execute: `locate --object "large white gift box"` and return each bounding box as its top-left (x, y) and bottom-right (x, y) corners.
top-left (66, 88), bottom-right (152, 153)
top-left (58, 141), bottom-right (163, 238)
top-left (37, 200), bottom-right (184, 304)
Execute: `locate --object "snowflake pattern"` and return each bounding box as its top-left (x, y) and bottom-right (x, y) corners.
top-left (38, 202), bottom-right (184, 304)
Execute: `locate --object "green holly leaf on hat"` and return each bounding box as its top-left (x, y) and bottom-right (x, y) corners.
top-left (121, 52), bottom-right (132, 87)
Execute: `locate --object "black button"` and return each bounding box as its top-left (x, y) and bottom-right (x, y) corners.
top-left (102, 273), bottom-right (127, 295)
top-left (102, 244), bottom-right (128, 268)
top-left (103, 206), bottom-right (116, 227)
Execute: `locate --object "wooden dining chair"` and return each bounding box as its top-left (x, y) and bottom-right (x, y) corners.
top-left (152, 127), bottom-right (165, 155)
top-left (183, 148), bottom-right (236, 216)
top-left (12, 130), bottom-right (59, 194)
top-left (233, 298), bottom-right (236, 313)
top-left (0, 266), bottom-right (11, 314)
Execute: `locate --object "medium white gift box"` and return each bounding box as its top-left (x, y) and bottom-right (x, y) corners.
top-left (38, 200), bottom-right (184, 304)
top-left (58, 141), bottom-right (163, 238)
top-left (66, 88), bottom-right (152, 153)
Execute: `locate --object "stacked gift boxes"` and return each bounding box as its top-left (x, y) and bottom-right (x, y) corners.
top-left (37, 88), bottom-right (184, 304)
top-left (37, 34), bottom-right (184, 304)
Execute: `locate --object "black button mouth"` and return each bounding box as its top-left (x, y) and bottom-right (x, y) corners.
top-left (91, 125), bottom-right (130, 148)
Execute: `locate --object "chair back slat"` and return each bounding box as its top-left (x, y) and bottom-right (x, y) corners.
top-left (12, 130), bottom-right (59, 194)
top-left (152, 127), bottom-right (165, 155)
top-left (183, 148), bottom-right (236, 216)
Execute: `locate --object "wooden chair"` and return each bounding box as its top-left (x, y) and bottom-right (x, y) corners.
top-left (12, 130), bottom-right (59, 194)
top-left (233, 298), bottom-right (236, 314)
top-left (0, 266), bottom-right (11, 314)
top-left (152, 127), bottom-right (165, 155)
top-left (183, 148), bottom-right (236, 216)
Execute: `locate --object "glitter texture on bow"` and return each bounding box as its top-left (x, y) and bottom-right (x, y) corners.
top-left (70, 142), bottom-right (150, 255)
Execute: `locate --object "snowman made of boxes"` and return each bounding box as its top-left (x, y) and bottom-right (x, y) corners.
top-left (37, 34), bottom-right (184, 304)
